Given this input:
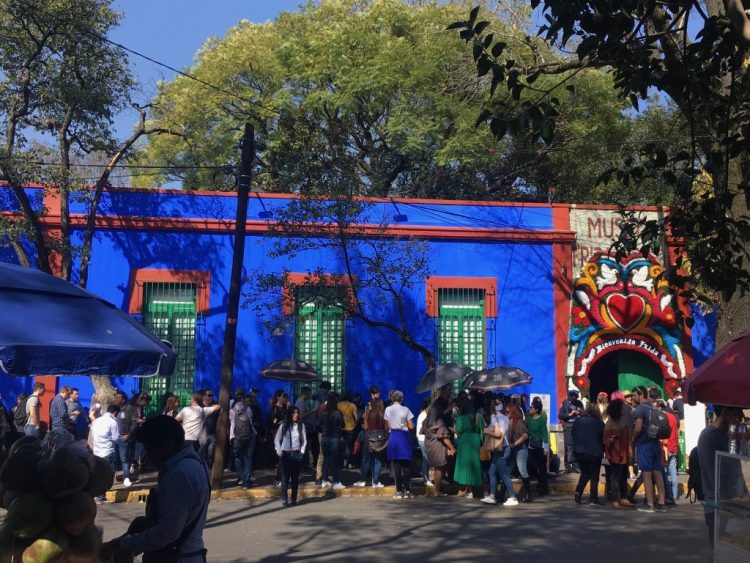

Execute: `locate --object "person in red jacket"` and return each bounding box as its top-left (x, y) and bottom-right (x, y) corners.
top-left (658, 400), bottom-right (679, 505)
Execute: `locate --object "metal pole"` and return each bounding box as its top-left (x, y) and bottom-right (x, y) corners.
top-left (211, 123), bottom-right (254, 489)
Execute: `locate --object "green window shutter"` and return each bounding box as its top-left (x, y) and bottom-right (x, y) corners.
top-left (438, 288), bottom-right (485, 389)
top-left (140, 282), bottom-right (198, 416)
top-left (294, 290), bottom-right (345, 394)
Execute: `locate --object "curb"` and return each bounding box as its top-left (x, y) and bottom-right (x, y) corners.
top-left (104, 480), bottom-right (687, 503)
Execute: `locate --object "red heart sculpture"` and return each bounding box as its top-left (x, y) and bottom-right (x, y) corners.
top-left (605, 293), bottom-right (647, 331)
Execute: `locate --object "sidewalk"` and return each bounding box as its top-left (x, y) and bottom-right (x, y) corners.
top-left (106, 465), bottom-right (690, 503)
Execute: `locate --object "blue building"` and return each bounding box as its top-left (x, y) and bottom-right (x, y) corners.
top-left (0, 186), bottom-right (712, 419)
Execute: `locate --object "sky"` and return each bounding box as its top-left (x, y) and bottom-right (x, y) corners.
top-left (108, 0), bottom-right (304, 138)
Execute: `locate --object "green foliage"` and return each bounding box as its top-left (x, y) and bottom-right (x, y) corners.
top-left (454, 2), bottom-right (750, 303)
top-left (138, 0), bottom-right (672, 203)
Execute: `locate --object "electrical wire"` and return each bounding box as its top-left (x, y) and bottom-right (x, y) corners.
top-left (87, 30), bottom-right (280, 116)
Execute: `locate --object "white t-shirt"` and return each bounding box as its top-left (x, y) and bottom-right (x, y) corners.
top-left (177, 405), bottom-right (215, 441)
top-left (91, 412), bottom-right (120, 457)
top-left (384, 403), bottom-right (414, 431)
top-left (416, 410), bottom-right (428, 443)
top-left (490, 413), bottom-right (510, 447)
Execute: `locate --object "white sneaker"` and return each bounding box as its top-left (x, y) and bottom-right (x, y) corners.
top-left (503, 497), bottom-right (519, 506)
top-left (321, 480), bottom-right (332, 488)
top-left (123, 478), bottom-right (132, 488)
top-left (372, 482), bottom-right (384, 488)
top-left (425, 480), bottom-right (434, 487)
top-left (465, 492), bottom-right (474, 499)
top-left (353, 481), bottom-right (367, 487)
top-left (480, 495), bottom-right (496, 505)
top-left (332, 482), bottom-right (346, 490)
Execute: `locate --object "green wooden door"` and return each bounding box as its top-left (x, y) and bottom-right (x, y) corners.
top-left (295, 302), bottom-right (345, 395)
top-left (438, 289), bottom-right (485, 389)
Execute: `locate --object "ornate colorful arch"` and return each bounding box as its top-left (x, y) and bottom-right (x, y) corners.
top-left (567, 251), bottom-right (685, 397)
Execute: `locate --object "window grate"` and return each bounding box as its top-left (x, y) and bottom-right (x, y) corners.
top-left (139, 282), bottom-right (197, 416)
top-left (294, 287), bottom-right (345, 395)
top-left (438, 288), bottom-right (485, 389)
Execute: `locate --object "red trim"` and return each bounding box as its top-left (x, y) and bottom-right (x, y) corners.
top-left (571, 203), bottom-right (670, 212)
top-left (425, 277), bottom-right (497, 318)
top-left (552, 204), bottom-right (573, 408)
top-left (127, 269), bottom-right (211, 315)
top-left (35, 376), bottom-right (57, 426)
top-left (281, 273), bottom-right (356, 316)
top-left (0, 212), bottom-right (575, 243)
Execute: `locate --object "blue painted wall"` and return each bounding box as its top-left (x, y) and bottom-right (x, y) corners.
top-left (0, 188), bottom-right (560, 417)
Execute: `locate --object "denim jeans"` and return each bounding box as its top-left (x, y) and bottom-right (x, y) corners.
top-left (24, 424), bottom-right (39, 438)
top-left (576, 453), bottom-right (602, 500)
top-left (488, 447), bottom-right (516, 499)
top-left (321, 436), bottom-right (342, 483)
top-left (360, 446), bottom-right (383, 484)
top-left (666, 453), bottom-right (678, 501)
top-left (418, 441), bottom-right (430, 483)
top-left (115, 438), bottom-right (131, 479)
top-left (233, 435), bottom-right (257, 485)
top-left (200, 433), bottom-right (217, 468)
top-left (511, 444), bottom-right (529, 478)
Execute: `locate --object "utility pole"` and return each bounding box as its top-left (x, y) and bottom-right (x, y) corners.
top-left (211, 123), bottom-right (254, 489)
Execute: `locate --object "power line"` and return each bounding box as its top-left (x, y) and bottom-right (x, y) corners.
top-left (88, 30), bottom-right (280, 116)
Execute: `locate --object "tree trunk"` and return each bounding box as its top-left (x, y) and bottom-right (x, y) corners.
top-left (91, 375), bottom-right (118, 411)
top-left (714, 157), bottom-right (750, 348)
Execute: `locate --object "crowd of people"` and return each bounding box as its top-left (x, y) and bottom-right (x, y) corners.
top-left (559, 385), bottom-right (684, 511)
top-left (0, 379), bottom-right (703, 516)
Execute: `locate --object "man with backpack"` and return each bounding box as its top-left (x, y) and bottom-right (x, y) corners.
top-left (558, 389), bottom-right (583, 473)
top-left (631, 386), bottom-right (668, 512)
top-left (230, 394), bottom-right (257, 489)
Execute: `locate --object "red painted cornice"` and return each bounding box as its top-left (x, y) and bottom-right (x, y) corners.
top-left (2, 211), bottom-right (575, 243)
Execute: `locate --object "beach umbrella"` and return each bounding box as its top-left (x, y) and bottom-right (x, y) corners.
top-left (0, 262), bottom-right (176, 377)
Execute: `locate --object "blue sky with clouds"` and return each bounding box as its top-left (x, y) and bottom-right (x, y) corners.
top-left (109, 0), bottom-right (304, 137)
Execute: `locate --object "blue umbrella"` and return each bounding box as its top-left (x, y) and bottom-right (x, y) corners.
top-left (0, 262), bottom-right (176, 377)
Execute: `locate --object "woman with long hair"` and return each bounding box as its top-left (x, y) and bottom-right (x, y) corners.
top-left (275, 407), bottom-right (307, 507)
top-left (526, 396), bottom-right (549, 498)
top-left (507, 402), bottom-right (531, 502)
top-left (163, 395), bottom-right (180, 418)
top-left (384, 390), bottom-right (415, 499)
top-left (453, 395), bottom-right (484, 499)
top-left (320, 392), bottom-right (345, 489)
top-left (422, 401), bottom-right (455, 496)
top-left (268, 390), bottom-right (289, 482)
top-left (354, 393), bottom-right (387, 488)
top-left (572, 402), bottom-right (605, 505)
top-left (604, 398), bottom-right (634, 508)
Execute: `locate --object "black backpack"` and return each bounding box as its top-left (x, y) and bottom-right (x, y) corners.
top-left (687, 447), bottom-right (704, 502)
top-left (647, 407), bottom-right (671, 440)
top-left (13, 398), bottom-right (28, 428)
top-left (233, 406), bottom-right (252, 441)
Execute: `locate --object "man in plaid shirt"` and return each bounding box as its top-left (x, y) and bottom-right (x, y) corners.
top-left (49, 385), bottom-right (72, 435)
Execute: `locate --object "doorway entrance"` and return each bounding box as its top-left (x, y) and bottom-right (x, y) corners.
top-left (587, 350), bottom-right (664, 399)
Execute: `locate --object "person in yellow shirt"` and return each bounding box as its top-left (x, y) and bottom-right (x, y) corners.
top-left (338, 393), bottom-right (359, 469)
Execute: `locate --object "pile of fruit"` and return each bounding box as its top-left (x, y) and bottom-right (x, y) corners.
top-left (0, 437), bottom-right (114, 562)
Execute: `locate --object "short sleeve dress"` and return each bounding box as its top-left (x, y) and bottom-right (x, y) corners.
top-left (424, 419), bottom-right (450, 468)
top-left (453, 414), bottom-right (485, 487)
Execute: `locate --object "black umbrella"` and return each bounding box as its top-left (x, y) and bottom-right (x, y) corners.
top-left (0, 262), bottom-right (176, 377)
top-left (463, 366), bottom-right (533, 392)
top-left (259, 359), bottom-right (320, 382)
top-left (415, 363), bottom-right (474, 393)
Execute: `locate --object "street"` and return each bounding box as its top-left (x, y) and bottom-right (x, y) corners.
top-left (97, 494), bottom-right (711, 562)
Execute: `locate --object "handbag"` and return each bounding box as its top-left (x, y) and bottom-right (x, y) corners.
top-left (289, 450), bottom-right (304, 463)
top-left (366, 429), bottom-right (388, 452)
top-left (482, 432), bottom-right (504, 453)
top-left (528, 437), bottom-right (543, 449)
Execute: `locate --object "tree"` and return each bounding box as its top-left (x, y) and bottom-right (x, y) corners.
top-left (0, 0), bottom-right (179, 401)
top-left (136, 0), bottom-right (676, 204)
top-left (452, 2), bottom-right (750, 345)
top-left (247, 194), bottom-right (437, 369)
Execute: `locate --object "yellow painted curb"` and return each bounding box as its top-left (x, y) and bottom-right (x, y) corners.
top-left (105, 480), bottom-right (687, 504)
